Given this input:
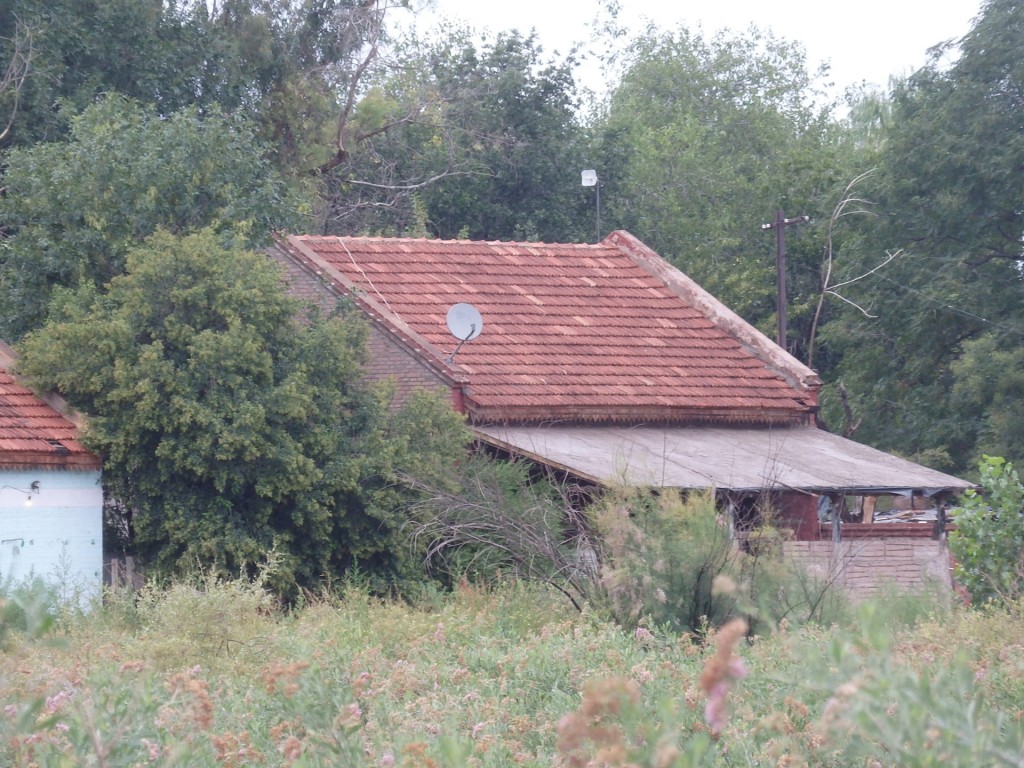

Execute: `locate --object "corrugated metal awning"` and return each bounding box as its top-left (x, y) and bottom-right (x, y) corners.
top-left (473, 424), bottom-right (974, 495)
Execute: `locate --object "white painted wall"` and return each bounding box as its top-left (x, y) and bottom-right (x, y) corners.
top-left (0, 470), bottom-right (103, 607)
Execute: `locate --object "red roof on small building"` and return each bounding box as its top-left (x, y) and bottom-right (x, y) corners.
top-left (0, 345), bottom-right (101, 470)
top-left (273, 230), bottom-right (821, 425)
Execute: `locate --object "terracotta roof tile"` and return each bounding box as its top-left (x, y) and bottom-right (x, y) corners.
top-left (0, 370), bottom-right (100, 469)
top-left (280, 231), bottom-right (820, 423)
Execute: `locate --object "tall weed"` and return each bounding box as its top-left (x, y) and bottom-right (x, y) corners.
top-left (0, 577), bottom-right (57, 647)
top-left (592, 488), bottom-right (817, 633)
top-left (83, 558), bottom-right (285, 675)
top-left (2, 576), bottom-right (1024, 766)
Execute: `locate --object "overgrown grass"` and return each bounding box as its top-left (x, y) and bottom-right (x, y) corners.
top-left (2, 575), bottom-right (1023, 767)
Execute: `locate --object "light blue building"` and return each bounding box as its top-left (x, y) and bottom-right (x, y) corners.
top-left (1, 343), bottom-right (103, 606)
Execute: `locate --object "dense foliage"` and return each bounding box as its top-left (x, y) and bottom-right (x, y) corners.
top-left (951, 456), bottom-right (1024, 604)
top-left (16, 229), bottom-right (467, 592)
top-left (411, 31), bottom-right (593, 242)
top-left (0, 95), bottom-right (294, 339)
top-left (820, 0), bottom-right (1024, 470)
top-left (0, 0), bottom-right (389, 167)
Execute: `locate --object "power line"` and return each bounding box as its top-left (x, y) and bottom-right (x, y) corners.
top-left (872, 272), bottom-right (1024, 339)
top-left (789, 260), bottom-right (1024, 339)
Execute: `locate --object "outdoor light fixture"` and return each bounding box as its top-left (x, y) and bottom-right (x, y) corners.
top-left (1, 481), bottom-right (40, 506)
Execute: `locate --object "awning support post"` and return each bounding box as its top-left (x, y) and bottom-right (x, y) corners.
top-left (830, 493), bottom-right (842, 544)
top-left (934, 498), bottom-right (948, 540)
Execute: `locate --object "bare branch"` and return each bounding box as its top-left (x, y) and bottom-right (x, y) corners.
top-left (807, 169), bottom-right (899, 366)
top-left (827, 249), bottom-right (901, 292)
top-left (342, 168), bottom-right (481, 192)
top-left (306, 1), bottom-right (387, 176)
top-left (0, 18), bottom-right (36, 145)
top-left (335, 9), bottom-right (380, 155)
top-left (352, 99), bottom-right (432, 144)
top-left (824, 289), bottom-right (879, 318)
top-left (399, 464), bottom-right (599, 611)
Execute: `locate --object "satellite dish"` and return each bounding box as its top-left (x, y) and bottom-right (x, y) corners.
top-left (445, 303), bottom-right (484, 364)
top-left (581, 169), bottom-right (598, 187)
top-left (446, 303), bottom-right (483, 342)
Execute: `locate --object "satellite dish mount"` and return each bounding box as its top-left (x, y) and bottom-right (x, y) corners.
top-left (445, 303), bottom-right (484, 364)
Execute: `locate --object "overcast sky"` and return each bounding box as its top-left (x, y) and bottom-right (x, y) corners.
top-left (406, 0), bottom-right (983, 98)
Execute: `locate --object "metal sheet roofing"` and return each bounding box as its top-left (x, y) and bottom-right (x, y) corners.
top-left (276, 231), bottom-right (819, 423)
top-left (474, 424), bottom-right (974, 494)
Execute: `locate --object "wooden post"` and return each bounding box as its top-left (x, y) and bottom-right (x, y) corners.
top-left (761, 210), bottom-right (809, 351)
top-left (125, 556), bottom-right (140, 589)
top-left (830, 494), bottom-right (842, 544)
top-left (863, 495), bottom-right (876, 524)
top-left (934, 502), bottom-right (947, 540)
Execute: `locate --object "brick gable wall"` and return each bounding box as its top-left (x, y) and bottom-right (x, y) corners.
top-left (270, 248), bottom-right (449, 409)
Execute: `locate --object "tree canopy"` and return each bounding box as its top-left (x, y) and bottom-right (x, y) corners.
top-left (0, 95), bottom-right (295, 339)
top-left (597, 26), bottom-right (858, 359)
top-left (16, 229), bottom-right (467, 592)
top-left (412, 31), bottom-right (593, 242)
top-left (820, 0), bottom-right (1024, 470)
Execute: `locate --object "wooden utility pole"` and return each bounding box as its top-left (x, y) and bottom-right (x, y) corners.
top-left (761, 210), bottom-right (808, 350)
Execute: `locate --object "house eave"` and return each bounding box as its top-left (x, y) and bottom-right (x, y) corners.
top-left (0, 453), bottom-right (103, 471)
top-left (467, 404), bottom-right (814, 427)
top-left (472, 423), bottom-right (974, 496)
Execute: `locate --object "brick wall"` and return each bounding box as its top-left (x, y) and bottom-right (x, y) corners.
top-left (363, 325), bottom-right (450, 408)
top-left (782, 538), bottom-right (952, 599)
top-left (270, 248), bottom-right (451, 409)
top-left (273, 249), bottom-right (340, 316)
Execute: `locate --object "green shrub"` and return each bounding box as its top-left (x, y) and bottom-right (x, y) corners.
top-left (129, 564), bottom-right (280, 674)
top-left (0, 577), bottom-right (57, 647)
top-left (951, 455), bottom-right (1024, 604)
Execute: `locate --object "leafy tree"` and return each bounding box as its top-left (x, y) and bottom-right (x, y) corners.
top-left (314, 28), bottom-right (593, 240)
top-left (0, 1), bottom-right (589, 240)
top-left (0, 95), bottom-right (294, 339)
top-left (191, 0), bottom-right (409, 176)
top-left (951, 337), bottom-right (1024, 465)
top-left (0, 14), bottom-right (33, 146)
top-left (820, 0), bottom-right (1024, 471)
top-left (596, 25), bottom-right (861, 360)
top-left (15, 228), bottom-right (467, 593)
top-left (951, 456), bottom-right (1024, 604)
top-left (0, 0), bottom-right (205, 147)
top-left (414, 31), bottom-right (593, 242)
top-left (0, 0), bottom-right (421, 187)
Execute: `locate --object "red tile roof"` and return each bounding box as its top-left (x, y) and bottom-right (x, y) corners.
top-left (274, 230), bottom-right (820, 425)
top-left (0, 345), bottom-right (101, 470)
